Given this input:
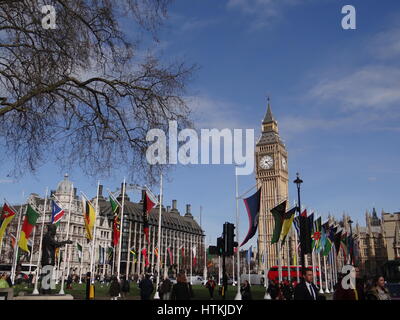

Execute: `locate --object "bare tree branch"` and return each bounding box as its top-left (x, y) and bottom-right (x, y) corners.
top-left (0, 0), bottom-right (195, 185)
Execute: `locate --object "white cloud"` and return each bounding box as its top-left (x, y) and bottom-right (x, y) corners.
top-left (310, 65), bottom-right (400, 111)
top-left (186, 95), bottom-right (253, 129)
top-left (226, 0), bottom-right (314, 29)
top-left (370, 27), bottom-right (400, 60)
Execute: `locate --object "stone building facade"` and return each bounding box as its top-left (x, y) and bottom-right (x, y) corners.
top-left (0, 175), bottom-right (205, 278)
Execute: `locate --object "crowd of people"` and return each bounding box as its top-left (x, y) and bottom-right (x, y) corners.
top-left (0, 267), bottom-right (394, 301)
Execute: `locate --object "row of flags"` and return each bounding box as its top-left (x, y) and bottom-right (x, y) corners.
top-left (0, 200), bottom-right (66, 254)
top-left (237, 187), bottom-right (360, 266)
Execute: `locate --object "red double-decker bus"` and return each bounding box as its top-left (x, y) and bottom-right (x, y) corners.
top-left (267, 266), bottom-right (323, 285)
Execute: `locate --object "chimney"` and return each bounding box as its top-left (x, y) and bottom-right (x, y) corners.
top-left (167, 206), bottom-right (171, 213)
top-left (73, 188), bottom-right (77, 196)
top-left (186, 204), bottom-right (191, 215)
top-left (172, 200), bottom-right (177, 210)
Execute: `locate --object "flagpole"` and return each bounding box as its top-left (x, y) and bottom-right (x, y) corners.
top-left (312, 248), bottom-right (316, 285)
top-left (323, 255), bottom-right (330, 293)
top-left (116, 178), bottom-right (126, 280)
top-left (318, 251), bottom-right (324, 293)
top-left (154, 173), bottom-right (163, 299)
top-left (11, 204), bottom-right (25, 285)
top-left (59, 184), bottom-right (74, 294)
top-left (126, 220), bottom-right (132, 281)
top-left (190, 234), bottom-right (193, 285)
top-left (32, 188), bottom-right (48, 294)
top-left (295, 228), bottom-right (300, 283)
top-left (28, 225), bottom-right (36, 274)
top-left (248, 247), bottom-right (251, 285)
top-left (90, 181), bottom-right (100, 284)
top-left (112, 245), bottom-right (116, 275)
top-left (234, 168), bottom-right (242, 300)
top-left (78, 242), bottom-right (84, 284)
top-left (287, 239), bottom-right (291, 283)
top-left (55, 247), bottom-right (62, 284)
top-left (137, 224), bottom-right (142, 276)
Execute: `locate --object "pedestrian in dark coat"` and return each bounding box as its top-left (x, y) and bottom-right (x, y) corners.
top-left (171, 273), bottom-right (194, 300)
top-left (240, 280), bottom-right (252, 300)
top-left (109, 276), bottom-right (121, 300)
top-left (294, 268), bottom-right (322, 300)
top-left (139, 274), bottom-right (154, 300)
top-left (205, 277), bottom-right (216, 300)
top-left (121, 277), bottom-right (130, 299)
top-left (160, 277), bottom-right (172, 300)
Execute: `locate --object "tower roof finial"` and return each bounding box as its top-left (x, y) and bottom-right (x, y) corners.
top-left (263, 96), bottom-right (275, 124)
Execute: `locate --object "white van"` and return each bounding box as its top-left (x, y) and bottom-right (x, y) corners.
top-left (240, 274), bottom-right (266, 285)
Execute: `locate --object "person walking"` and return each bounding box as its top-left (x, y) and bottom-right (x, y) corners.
top-left (121, 277), bottom-right (130, 299)
top-left (205, 277), bottom-right (216, 300)
top-left (109, 276), bottom-right (121, 300)
top-left (240, 280), bottom-right (252, 300)
top-left (159, 277), bottom-right (172, 300)
top-left (267, 280), bottom-right (279, 300)
top-left (294, 268), bottom-right (322, 300)
top-left (171, 273), bottom-right (194, 300)
top-left (139, 274), bottom-right (154, 300)
top-left (366, 276), bottom-right (391, 300)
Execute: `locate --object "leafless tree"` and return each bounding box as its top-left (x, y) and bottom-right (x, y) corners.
top-left (0, 0), bottom-right (194, 184)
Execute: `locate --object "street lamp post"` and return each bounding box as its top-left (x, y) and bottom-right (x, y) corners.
top-left (293, 173), bottom-right (305, 274)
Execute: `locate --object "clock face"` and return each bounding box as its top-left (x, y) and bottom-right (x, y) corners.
top-left (282, 157), bottom-right (287, 170)
top-left (260, 155), bottom-right (273, 170)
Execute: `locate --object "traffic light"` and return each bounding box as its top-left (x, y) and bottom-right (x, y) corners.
top-left (217, 237), bottom-right (224, 256)
top-left (223, 222), bottom-right (237, 256)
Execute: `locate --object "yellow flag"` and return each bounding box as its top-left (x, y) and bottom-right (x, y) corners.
top-left (280, 207), bottom-right (296, 242)
top-left (82, 196), bottom-right (96, 240)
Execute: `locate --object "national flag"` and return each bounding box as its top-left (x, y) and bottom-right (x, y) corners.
top-left (51, 200), bottom-right (65, 225)
top-left (240, 188), bottom-right (261, 247)
top-left (192, 246), bottom-right (197, 266)
top-left (280, 206), bottom-right (297, 243)
top-left (0, 203), bottom-right (16, 244)
top-left (99, 245), bottom-right (105, 264)
top-left (109, 196), bottom-right (121, 247)
top-left (167, 247), bottom-right (173, 266)
top-left (107, 246), bottom-right (114, 264)
top-left (142, 191), bottom-right (156, 244)
top-left (82, 196), bottom-right (96, 241)
top-left (141, 248), bottom-right (149, 267)
top-left (77, 242), bottom-right (83, 262)
top-left (246, 246), bottom-right (252, 264)
top-left (299, 209), bottom-right (312, 255)
top-left (312, 216), bottom-right (322, 252)
top-left (10, 233), bottom-right (16, 249)
top-left (293, 216), bottom-right (300, 237)
top-left (270, 201), bottom-right (287, 244)
top-left (334, 227), bottom-right (343, 255)
top-left (130, 248), bottom-right (137, 263)
top-left (18, 205), bottom-right (39, 252)
top-left (340, 232), bottom-right (348, 262)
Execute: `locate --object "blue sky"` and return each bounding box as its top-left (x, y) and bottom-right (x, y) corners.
top-left (1, 0), bottom-right (400, 250)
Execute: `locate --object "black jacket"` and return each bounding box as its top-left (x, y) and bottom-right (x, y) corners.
top-left (171, 282), bottom-right (194, 300)
top-left (139, 278), bottom-right (154, 299)
top-left (294, 281), bottom-right (321, 300)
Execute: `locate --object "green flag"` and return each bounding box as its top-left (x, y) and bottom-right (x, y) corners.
top-left (312, 217), bottom-right (322, 251)
top-left (77, 242), bottom-right (82, 262)
top-left (109, 196), bottom-right (118, 213)
top-left (271, 201), bottom-right (287, 244)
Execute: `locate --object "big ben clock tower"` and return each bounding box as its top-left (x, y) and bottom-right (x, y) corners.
top-left (255, 99), bottom-right (289, 272)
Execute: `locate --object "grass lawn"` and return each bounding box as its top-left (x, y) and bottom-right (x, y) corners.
top-left (12, 282), bottom-right (270, 300)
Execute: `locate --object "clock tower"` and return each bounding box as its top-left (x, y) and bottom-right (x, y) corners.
top-left (255, 100), bottom-right (290, 272)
